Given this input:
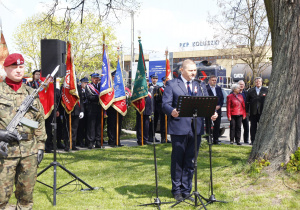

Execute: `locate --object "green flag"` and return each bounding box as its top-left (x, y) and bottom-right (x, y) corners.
top-left (131, 39), bottom-right (148, 114)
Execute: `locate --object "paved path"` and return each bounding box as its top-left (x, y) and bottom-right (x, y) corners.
top-left (50, 127), bottom-right (251, 153)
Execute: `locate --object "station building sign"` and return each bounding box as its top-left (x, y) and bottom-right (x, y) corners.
top-left (179, 40), bottom-right (220, 48)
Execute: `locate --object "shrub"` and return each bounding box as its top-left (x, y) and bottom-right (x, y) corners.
top-left (281, 147), bottom-right (300, 172)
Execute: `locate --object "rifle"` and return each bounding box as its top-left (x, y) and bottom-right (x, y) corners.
top-left (0, 65), bottom-right (60, 157)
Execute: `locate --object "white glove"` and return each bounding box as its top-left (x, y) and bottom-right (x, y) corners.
top-left (79, 112), bottom-right (84, 119)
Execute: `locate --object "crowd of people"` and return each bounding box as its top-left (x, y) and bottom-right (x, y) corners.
top-left (227, 77), bottom-right (268, 145)
top-left (0, 54), bottom-right (269, 208)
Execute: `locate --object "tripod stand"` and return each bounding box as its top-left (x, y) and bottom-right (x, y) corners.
top-left (139, 86), bottom-right (173, 209)
top-left (37, 76), bottom-right (96, 206)
top-left (199, 119), bottom-right (227, 209)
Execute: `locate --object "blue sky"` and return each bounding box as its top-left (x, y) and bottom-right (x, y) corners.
top-left (0, 0), bottom-right (220, 54)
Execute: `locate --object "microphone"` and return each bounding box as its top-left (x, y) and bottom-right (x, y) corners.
top-left (193, 79), bottom-right (204, 95)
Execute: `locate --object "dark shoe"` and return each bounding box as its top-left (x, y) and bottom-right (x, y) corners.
top-left (174, 194), bottom-right (183, 201)
top-left (64, 147), bottom-right (70, 152)
top-left (244, 141), bottom-right (249, 144)
top-left (95, 142), bottom-right (102, 148)
top-left (237, 142), bottom-right (242, 145)
top-left (88, 142), bottom-right (93, 149)
top-left (108, 142), bottom-right (116, 146)
top-left (57, 142), bottom-right (65, 149)
top-left (182, 194), bottom-right (195, 202)
top-left (155, 138), bottom-right (160, 142)
top-left (72, 146), bottom-right (79, 150)
top-left (250, 142), bottom-right (253, 145)
top-left (117, 144), bottom-right (124, 147)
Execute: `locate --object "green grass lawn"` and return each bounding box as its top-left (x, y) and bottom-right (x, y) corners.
top-left (7, 142), bottom-right (300, 209)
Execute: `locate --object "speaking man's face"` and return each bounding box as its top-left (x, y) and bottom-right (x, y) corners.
top-left (181, 63), bottom-right (197, 81)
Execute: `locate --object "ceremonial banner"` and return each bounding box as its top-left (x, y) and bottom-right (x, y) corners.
top-left (131, 39), bottom-right (148, 114)
top-left (166, 58), bottom-right (172, 81)
top-left (39, 77), bottom-right (54, 119)
top-left (0, 31), bottom-right (9, 82)
top-left (100, 48), bottom-right (114, 110)
top-left (112, 59), bottom-right (127, 116)
top-left (61, 42), bottom-right (79, 114)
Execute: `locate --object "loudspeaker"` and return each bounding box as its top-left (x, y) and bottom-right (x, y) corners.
top-left (41, 39), bottom-right (66, 77)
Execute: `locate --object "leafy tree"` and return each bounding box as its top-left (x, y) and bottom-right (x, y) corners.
top-left (209, 0), bottom-right (271, 84)
top-left (249, 0), bottom-right (300, 169)
top-left (13, 12), bottom-right (118, 75)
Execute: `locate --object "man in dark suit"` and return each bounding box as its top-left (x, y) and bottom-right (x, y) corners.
top-left (206, 75), bottom-right (224, 144)
top-left (149, 73), bottom-right (160, 142)
top-left (246, 77), bottom-right (268, 144)
top-left (162, 59), bottom-right (217, 202)
top-left (85, 73), bottom-right (104, 149)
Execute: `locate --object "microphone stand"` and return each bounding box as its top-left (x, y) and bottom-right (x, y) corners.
top-left (195, 79), bottom-right (227, 209)
top-left (139, 86), bottom-right (173, 209)
top-left (37, 76), bottom-right (97, 206)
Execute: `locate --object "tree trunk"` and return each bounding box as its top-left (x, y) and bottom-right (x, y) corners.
top-left (249, 0), bottom-right (300, 169)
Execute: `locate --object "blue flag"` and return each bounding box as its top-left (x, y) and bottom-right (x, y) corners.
top-left (100, 48), bottom-right (114, 110)
top-left (112, 59), bottom-right (127, 116)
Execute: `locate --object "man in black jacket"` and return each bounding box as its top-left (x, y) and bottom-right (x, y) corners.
top-left (85, 73), bottom-right (104, 149)
top-left (246, 77), bottom-right (268, 144)
top-left (206, 75), bottom-right (224, 144)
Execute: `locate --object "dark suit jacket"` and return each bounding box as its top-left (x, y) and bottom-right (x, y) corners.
top-left (143, 94), bottom-right (152, 116)
top-left (162, 77), bottom-right (208, 135)
top-left (206, 84), bottom-right (224, 114)
top-left (246, 86), bottom-right (268, 116)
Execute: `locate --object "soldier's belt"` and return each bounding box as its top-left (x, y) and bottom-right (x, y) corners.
top-left (20, 133), bottom-right (33, 140)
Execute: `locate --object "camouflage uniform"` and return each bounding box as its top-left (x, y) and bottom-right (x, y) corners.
top-left (0, 81), bottom-right (46, 210)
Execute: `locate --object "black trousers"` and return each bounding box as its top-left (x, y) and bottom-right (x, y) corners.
top-left (242, 116), bottom-right (249, 143)
top-left (229, 115), bottom-right (243, 143)
top-left (250, 114), bottom-right (261, 143)
top-left (45, 111), bottom-right (63, 150)
top-left (77, 113), bottom-right (87, 146)
top-left (86, 105), bottom-right (104, 143)
top-left (171, 131), bottom-right (202, 196)
top-left (107, 107), bottom-right (123, 145)
top-left (63, 113), bottom-right (80, 149)
top-left (206, 112), bottom-right (221, 143)
top-left (136, 112), bottom-right (150, 143)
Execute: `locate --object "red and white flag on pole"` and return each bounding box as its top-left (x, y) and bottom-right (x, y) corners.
top-left (61, 42), bottom-right (79, 114)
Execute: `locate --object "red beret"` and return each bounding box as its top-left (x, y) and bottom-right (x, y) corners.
top-left (3, 53), bottom-right (25, 67)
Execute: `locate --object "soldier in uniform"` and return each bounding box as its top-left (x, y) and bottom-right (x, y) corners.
top-left (77, 77), bottom-right (89, 147)
top-left (85, 73), bottom-right (104, 149)
top-left (148, 73), bottom-right (160, 142)
top-left (155, 76), bottom-right (171, 143)
top-left (0, 53), bottom-right (47, 209)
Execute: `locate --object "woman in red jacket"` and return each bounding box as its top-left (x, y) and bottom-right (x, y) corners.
top-left (227, 83), bottom-right (246, 145)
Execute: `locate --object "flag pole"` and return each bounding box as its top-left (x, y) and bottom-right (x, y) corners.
top-left (116, 47), bottom-right (120, 147)
top-left (69, 114), bottom-right (72, 149)
top-left (165, 48), bottom-right (168, 143)
top-left (116, 112), bottom-right (119, 146)
top-left (101, 34), bottom-right (105, 147)
top-left (138, 35), bottom-right (144, 146)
